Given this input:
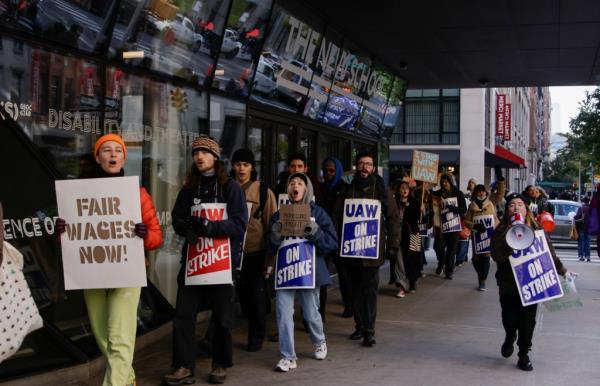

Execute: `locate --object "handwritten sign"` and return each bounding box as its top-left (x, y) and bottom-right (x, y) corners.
top-left (411, 150), bottom-right (439, 183)
top-left (275, 237), bottom-right (315, 289)
top-left (280, 204), bottom-right (310, 237)
top-left (441, 197), bottom-right (461, 233)
top-left (185, 203), bottom-right (232, 285)
top-left (510, 230), bottom-right (563, 306)
top-left (340, 199), bottom-right (381, 260)
top-left (473, 214), bottom-right (494, 254)
top-left (55, 177), bottom-right (146, 290)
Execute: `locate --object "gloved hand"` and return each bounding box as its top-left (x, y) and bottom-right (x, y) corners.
top-left (473, 223), bottom-right (487, 233)
top-left (270, 221), bottom-right (283, 243)
top-left (55, 218), bottom-right (67, 235)
top-left (304, 220), bottom-right (319, 240)
top-left (387, 247), bottom-right (398, 260)
top-left (134, 223), bottom-right (148, 239)
top-left (192, 217), bottom-right (214, 237)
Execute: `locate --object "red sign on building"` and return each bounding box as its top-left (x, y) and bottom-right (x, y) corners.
top-left (504, 103), bottom-right (511, 141)
top-left (496, 94), bottom-right (506, 137)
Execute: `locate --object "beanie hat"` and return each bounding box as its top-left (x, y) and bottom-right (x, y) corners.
top-left (94, 134), bottom-right (127, 159)
top-left (231, 148), bottom-right (255, 166)
top-left (504, 193), bottom-right (528, 213)
top-left (191, 135), bottom-right (220, 159)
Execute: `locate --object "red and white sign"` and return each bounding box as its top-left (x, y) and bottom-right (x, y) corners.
top-left (496, 94), bottom-right (506, 137)
top-left (185, 203), bottom-right (232, 285)
top-left (504, 103), bottom-right (512, 141)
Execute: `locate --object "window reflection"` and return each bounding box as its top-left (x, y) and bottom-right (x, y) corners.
top-left (110, 0), bottom-right (230, 85)
top-left (212, 0), bottom-right (272, 97)
top-left (209, 95), bottom-right (246, 165)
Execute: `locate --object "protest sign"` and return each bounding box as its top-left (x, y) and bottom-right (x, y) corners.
top-left (510, 230), bottom-right (564, 306)
top-left (411, 150), bottom-right (439, 183)
top-left (441, 197), bottom-right (461, 233)
top-left (340, 199), bottom-right (381, 259)
top-left (275, 237), bottom-right (316, 290)
top-left (473, 214), bottom-right (494, 254)
top-left (55, 177), bottom-right (146, 290)
top-left (185, 203), bottom-right (232, 285)
top-left (280, 204), bottom-right (310, 237)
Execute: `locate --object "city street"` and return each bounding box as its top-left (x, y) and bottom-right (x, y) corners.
top-left (79, 244), bottom-right (600, 386)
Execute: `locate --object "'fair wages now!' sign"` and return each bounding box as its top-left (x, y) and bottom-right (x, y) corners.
top-left (55, 177), bottom-right (146, 290)
top-left (340, 199), bottom-right (381, 260)
top-left (411, 150), bottom-right (439, 183)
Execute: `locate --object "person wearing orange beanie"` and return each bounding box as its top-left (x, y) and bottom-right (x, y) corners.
top-left (56, 134), bottom-right (162, 386)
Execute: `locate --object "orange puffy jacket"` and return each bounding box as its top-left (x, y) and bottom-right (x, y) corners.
top-left (140, 187), bottom-right (163, 250)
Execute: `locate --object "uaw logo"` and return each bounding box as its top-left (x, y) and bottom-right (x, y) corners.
top-left (0, 101), bottom-right (32, 121)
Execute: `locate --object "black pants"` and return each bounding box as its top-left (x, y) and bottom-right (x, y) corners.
top-left (435, 231), bottom-right (459, 276)
top-left (402, 247), bottom-right (421, 289)
top-left (499, 294), bottom-right (538, 356)
top-left (335, 258), bottom-right (353, 309)
top-left (472, 254), bottom-right (491, 281)
top-left (172, 268), bottom-right (234, 372)
top-left (348, 265), bottom-right (379, 335)
top-left (236, 252), bottom-right (267, 348)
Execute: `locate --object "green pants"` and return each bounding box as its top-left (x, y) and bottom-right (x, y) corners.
top-left (84, 287), bottom-right (141, 386)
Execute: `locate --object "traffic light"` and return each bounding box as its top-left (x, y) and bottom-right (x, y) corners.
top-left (170, 88), bottom-right (188, 112)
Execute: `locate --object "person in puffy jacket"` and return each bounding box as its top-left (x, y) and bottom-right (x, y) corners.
top-left (56, 134), bottom-right (163, 386)
top-left (267, 172), bottom-right (338, 373)
top-left (491, 193), bottom-right (566, 372)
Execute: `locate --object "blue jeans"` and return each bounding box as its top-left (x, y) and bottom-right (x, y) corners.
top-left (276, 288), bottom-right (325, 360)
top-left (577, 232), bottom-right (591, 258)
top-left (456, 239), bottom-right (470, 264)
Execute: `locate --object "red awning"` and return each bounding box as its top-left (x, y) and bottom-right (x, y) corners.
top-left (494, 145), bottom-right (525, 167)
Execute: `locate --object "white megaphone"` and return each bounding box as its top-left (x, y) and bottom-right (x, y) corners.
top-left (505, 213), bottom-right (535, 250)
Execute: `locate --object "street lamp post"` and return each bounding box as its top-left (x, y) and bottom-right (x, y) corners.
top-left (578, 160), bottom-right (582, 202)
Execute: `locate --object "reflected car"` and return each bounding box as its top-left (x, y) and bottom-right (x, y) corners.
top-left (154, 13), bottom-right (203, 52)
top-left (548, 200), bottom-right (580, 241)
top-left (220, 29), bottom-right (242, 59)
top-left (252, 58), bottom-right (277, 98)
top-left (277, 59), bottom-right (312, 108)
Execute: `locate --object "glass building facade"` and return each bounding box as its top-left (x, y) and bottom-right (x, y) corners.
top-left (0, 0), bottom-right (405, 381)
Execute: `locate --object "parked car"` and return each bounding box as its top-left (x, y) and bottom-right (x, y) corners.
top-left (252, 58), bottom-right (277, 98)
top-left (548, 199), bottom-right (580, 241)
top-left (220, 28), bottom-right (242, 59)
top-left (153, 13), bottom-right (203, 51)
top-left (277, 59), bottom-right (312, 108)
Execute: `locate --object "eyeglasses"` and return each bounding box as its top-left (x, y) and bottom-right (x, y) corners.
top-left (358, 162), bottom-right (373, 167)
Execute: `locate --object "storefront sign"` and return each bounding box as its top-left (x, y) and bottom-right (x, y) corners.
top-left (185, 203), bottom-right (232, 285)
top-left (496, 94), bottom-right (506, 137)
top-left (275, 237), bottom-right (315, 290)
top-left (504, 103), bottom-right (512, 141)
top-left (411, 150), bottom-right (439, 183)
top-left (55, 177), bottom-right (146, 290)
top-left (340, 199), bottom-right (381, 259)
top-left (441, 197), bottom-right (461, 233)
top-left (473, 214), bottom-right (494, 254)
top-left (510, 230), bottom-right (563, 306)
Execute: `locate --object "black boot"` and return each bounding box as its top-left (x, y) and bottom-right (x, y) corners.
top-left (501, 332), bottom-right (517, 358)
top-left (517, 354), bottom-right (533, 371)
top-left (349, 329), bottom-right (363, 340)
top-left (362, 332), bottom-right (376, 347)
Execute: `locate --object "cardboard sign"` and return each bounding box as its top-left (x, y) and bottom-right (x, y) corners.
top-left (55, 177), bottom-right (146, 290)
top-left (510, 230), bottom-right (564, 306)
top-left (441, 197), bottom-right (461, 233)
top-left (185, 203), bottom-right (232, 285)
top-left (275, 237), bottom-right (316, 290)
top-left (473, 214), bottom-right (494, 254)
top-left (238, 202), bottom-right (253, 271)
top-left (411, 150), bottom-right (439, 183)
top-left (340, 199), bottom-right (381, 260)
top-left (280, 204), bottom-right (310, 237)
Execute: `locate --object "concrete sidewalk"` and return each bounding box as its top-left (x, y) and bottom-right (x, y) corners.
top-left (86, 252), bottom-right (600, 386)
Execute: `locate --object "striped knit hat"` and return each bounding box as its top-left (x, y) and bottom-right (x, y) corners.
top-left (191, 135), bottom-right (220, 159)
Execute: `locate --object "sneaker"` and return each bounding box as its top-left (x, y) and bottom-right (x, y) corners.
top-left (208, 367), bottom-right (226, 384)
top-left (163, 367), bottom-right (195, 386)
top-left (314, 342), bottom-right (327, 360)
top-left (396, 289), bottom-right (406, 298)
top-left (587, 257), bottom-right (591, 262)
top-left (517, 354), bottom-right (533, 371)
top-left (478, 282), bottom-right (486, 291)
top-left (579, 257), bottom-right (585, 261)
top-left (275, 358), bottom-right (297, 372)
top-left (362, 333), bottom-right (376, 347)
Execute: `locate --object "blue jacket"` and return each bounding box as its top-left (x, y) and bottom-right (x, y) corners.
top-left (267, 203), bottom-right (337, 287)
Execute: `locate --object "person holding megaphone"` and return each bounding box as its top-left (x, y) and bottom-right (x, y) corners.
top-left (490, 193), bottom-right (567, 372)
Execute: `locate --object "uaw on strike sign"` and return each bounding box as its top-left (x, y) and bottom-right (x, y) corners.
top-left (510, 230), bottom-right (563, 306)
top-left (473, 214), bottom-right (494, 254)
top-left (186, 202), bottom-right (232, 285)
top-left (340, 199), bottom-right (381, 260)
top-left (55, 177), bottom-right (146, 290)
top-left (441, 197), bottom-right (461, 233)
top-left (275, 237), bottom-right (315, 290)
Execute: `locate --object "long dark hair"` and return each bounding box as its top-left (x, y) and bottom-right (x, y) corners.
top-left (185, 159), bottom-right (229, 189)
